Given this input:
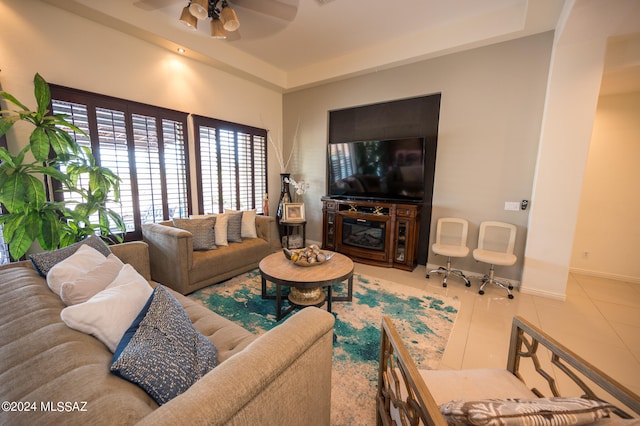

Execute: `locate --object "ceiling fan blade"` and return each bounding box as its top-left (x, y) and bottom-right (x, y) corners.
top-left (232, 0), bottom-right (297, 22)
top-left (133, 0), bottom-right (180, 11)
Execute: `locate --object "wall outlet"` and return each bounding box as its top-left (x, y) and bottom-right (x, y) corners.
top-left (504, 201), bottom-right (520, 211)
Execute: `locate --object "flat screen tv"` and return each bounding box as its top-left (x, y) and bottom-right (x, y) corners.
top-left (327, 137), bottom-right (425, 202)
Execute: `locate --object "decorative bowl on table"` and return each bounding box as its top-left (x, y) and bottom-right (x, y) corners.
top-left (283, 245), bottom-right (333, 267)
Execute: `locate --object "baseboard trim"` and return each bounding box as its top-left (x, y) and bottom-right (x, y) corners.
top-left (569, 267), bottom-right (640, 284)
top-left (519, 286), bottom-right (566, 301)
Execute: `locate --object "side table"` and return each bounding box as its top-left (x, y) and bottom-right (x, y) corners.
top-left (281, 220), bottom-right (306, 249)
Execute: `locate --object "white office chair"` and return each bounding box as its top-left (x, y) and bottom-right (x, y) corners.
top-left (472, 221), bottom-right (517, 299)
top-left (426, 218), bottom-right (471, 288)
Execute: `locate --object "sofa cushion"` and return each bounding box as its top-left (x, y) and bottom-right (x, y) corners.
top-left (173, 217), bottom-right (217, 250)
top-left (0, 266), bottom-right (157, 425)
top-left (60, 264), bottom-right (153, 352)
top-left (30, 235), bottom-right (111, 277)
top-left (213, 214), bottom-right (229, 246)
top-left (173, 288), bottom-right (256, 362)
top-left (191, 214), bottom-right (230, 246)
top-left (225, 210), bottom-right (243, 242)
top-left (190, 238), bottom-right (268, 287)
top-left (226, 209), bottom-right (257, 238)
top-left (47, 244), bottom-right (110, 295)
top-left (421, 369), bottom-right (537, 404)
top-left (241, 209), bottom-right (257, 238)
top-left (111, 285), bottom-right (218, 405)
top-left (60, 254), bottom-right (124, 305)
top-left (440, 397), bottom-right (615, 426)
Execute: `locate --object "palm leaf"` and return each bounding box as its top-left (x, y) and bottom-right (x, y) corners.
top-left (0, 116), bottom-right (19, 137)
top-left (29, 127), bottom-right (50, 162)
top-left (33, 73), bottom-right (51, 118)
top-left (0, 173), bottom-right (26, 212)
top-left (0, 91), bottom-right (29, 111)
top-left (3, 213), bottom-right (35, 260)
top-left (38, 209), bottom-right (62, 250)
top-left (23, 174), bottom-right (47, 209)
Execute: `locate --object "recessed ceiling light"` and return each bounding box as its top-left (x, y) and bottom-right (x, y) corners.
top-left (177, 48), bottom-right (186, 54)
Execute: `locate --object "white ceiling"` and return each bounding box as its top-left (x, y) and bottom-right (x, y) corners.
top-left (40, 0), bottom-right (639, 94)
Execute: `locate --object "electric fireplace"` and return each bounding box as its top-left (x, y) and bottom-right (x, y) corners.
top-left (341, 217), bottom-right (386, 252)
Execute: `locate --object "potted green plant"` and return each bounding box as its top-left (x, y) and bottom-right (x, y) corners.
top-left (0, 73), bottom-right (125, 260)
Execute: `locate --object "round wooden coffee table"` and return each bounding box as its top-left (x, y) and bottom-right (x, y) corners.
top-left (259, 251), bottom-right (354, 320)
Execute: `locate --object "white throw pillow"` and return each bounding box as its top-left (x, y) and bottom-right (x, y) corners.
top-left (59, 254), bottom-right (124, 306)
top-left (226, 209), bottom-right (257, 238)
top-left (47, 244), bottom-right (108, 295)
top-left (243, 209), bottom-right (258, 238)
top-left (60, 264), bottom-right (153, 352)
top-left (213, 213), bottom-right (229, 246)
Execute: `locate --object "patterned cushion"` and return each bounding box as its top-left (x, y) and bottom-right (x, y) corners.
top-left (226, 209), bottom-right (257, 238)
top-left (172, 217), bottom-right (217, 250)
top-left (30, 235), bottom-right (112, 277)
top-left (225, 210), bottom-right (243, 242)
top-left (440, 397), bottom-right (614, 426)
top-left (110, 285), bottom-right (218, 405)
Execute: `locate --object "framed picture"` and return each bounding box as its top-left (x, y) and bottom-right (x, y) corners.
top-left (283, 203), bottom-right (305, 222)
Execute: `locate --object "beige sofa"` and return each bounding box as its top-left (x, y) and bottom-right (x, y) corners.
top-left (0, 241), bottom-right (334, 426)
top-left (142, 215), bottom-right (280, 295)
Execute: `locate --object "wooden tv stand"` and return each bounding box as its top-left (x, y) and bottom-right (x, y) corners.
top-left (321, 197), bottom-right (421, 271)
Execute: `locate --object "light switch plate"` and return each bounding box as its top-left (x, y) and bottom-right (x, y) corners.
top-left (504, 202), bottom-right (520, 211)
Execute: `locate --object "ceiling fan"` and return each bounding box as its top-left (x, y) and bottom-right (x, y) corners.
top-left (134, 0), bottom-right (299, 41)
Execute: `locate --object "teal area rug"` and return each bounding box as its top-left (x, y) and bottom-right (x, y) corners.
top-left (189, 269), bottom-right (460, 425)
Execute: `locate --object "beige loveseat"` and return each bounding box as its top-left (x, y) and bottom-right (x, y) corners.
top-left (0, 241), bottom-right (334, 426)
top-left (142, 215), bottom-right (280, 295)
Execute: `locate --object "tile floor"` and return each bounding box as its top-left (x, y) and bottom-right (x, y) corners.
top-left (354, 262), bottom-right (640, 398)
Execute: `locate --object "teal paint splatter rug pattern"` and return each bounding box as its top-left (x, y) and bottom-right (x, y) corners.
top-left (189, 269), bottom-right (459, 425)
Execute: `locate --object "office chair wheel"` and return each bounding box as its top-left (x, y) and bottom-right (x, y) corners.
top-left (479, 289), bottom-right (485, 295)
top-left (426, 274), bottom-right (430, 279)
top-left (442, 282), bottom-right (447, 288)
top-left (465, 280), bottom-right (471, 287)
top-left (508, 285), bottom-right (514, 290)
top-left (508, 294), bottom-right (514, 299)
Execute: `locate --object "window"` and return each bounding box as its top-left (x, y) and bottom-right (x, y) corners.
top-left (50, 86), bottom-right (191, 240)
top-left (2, 85), bottom-right (267, 254)
top-left (193, 116), bottom-right (267, 214)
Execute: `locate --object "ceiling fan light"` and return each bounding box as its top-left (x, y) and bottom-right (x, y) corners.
top-left (210, 18), bottom-right (227, 39)
top-left (189, 0), bottom-right (209, 20)
top-left (220, 5), bottom-right (240, 31)
top-left (179, 6), bottom-right (198, 30)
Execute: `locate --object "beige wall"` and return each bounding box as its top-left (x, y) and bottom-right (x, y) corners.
top-left (0, 0), bottom-right (283, 215)
top-left (571, 91), bottom-right (640, 282)
top-left (521, 0), bottom-right (640, 300)
top-left (4, 0), bottom-right (638, 298)
top-left (283, 33), bottom-right (554, 282)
